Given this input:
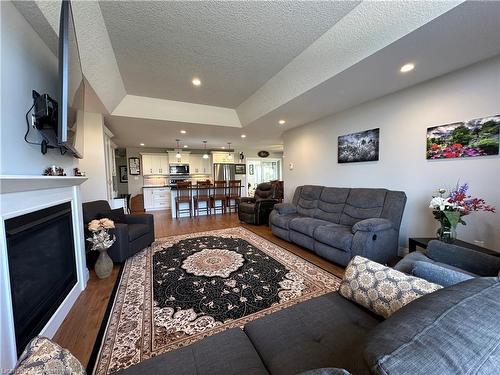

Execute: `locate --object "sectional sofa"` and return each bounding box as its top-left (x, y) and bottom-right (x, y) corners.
top-left (113, 276), bottom-right (499, 375)
top-left (269, 186), bottom-right (407, 266)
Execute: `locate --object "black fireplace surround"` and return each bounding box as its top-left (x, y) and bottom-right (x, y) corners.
top-left (6, 202), bottom-right (77, 355)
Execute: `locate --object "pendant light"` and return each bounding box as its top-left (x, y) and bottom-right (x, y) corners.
top-left (202, 140), bottom-right (209, 159)
top-left (227, 142), bottom-right (233, 160)
top-left (175, 139), bottom-right (181, 159)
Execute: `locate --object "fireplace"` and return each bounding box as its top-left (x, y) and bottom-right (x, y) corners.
top-left (5, 202), bottom-right (77, 355)
top-left (1, 176), bottom-right (88, 371)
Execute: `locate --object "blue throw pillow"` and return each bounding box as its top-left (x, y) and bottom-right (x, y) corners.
top-left (411, 261), bottom-right (474, 287)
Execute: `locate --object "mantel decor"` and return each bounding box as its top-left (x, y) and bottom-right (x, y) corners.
top-left (429, 183), bottom-right (495, 243)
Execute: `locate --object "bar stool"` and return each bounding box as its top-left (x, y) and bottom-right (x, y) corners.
top-left (193, 181), bottom-right (211, 217)
top-left (226, 180), bottom-right (241, 213)
top-left (211, 180), bottom-right (227, 214)
top-left (175, 181), bottom-right (193, 218)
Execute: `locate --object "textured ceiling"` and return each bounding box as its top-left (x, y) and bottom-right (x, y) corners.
top-left (99, 1), bottom-right (359, 108)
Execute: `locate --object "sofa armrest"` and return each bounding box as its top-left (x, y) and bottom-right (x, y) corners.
top-left (274, 203), bottom-right (297, 215)
top-left (240, 197), bottom-right (256, 204)
top-left (427, 240), bottom-right (500, 276)
top-left (125, 213), bottom-right (154, 226)
top-left (411, 261), bottom-right (474, 287)
top-left (352, 218), bottom-right (392, 233)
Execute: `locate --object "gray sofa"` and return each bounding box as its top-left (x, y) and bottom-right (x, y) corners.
top-left (395, 240), bottom-right (500, 286)
top-left (115, 277), bottom-right (500, 375)
top-left (269, 186), bottom-right (407, 266)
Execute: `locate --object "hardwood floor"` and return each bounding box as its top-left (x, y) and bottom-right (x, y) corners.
top-left (53, 210), bottom-right (344, 367)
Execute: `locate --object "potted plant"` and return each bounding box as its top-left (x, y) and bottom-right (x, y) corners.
top-left (429, 183), bottom-right (495, 243)
top-left (87, 218), bottom-right (116, 278)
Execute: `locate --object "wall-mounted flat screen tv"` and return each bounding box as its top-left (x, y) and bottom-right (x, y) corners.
top-left (58, 0), bottom-right (84, 158)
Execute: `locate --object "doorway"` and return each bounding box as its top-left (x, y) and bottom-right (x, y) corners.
top-left (246, 158), bottom-right (282, 196)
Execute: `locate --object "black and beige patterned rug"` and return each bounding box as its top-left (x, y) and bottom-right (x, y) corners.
top-left (91, 227), bottom-right (340, 374)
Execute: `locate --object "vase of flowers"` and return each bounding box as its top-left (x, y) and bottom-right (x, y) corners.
top-left (87, 218), bottom-right (116, 279)
top-left (429, 183), bottom-right (495, 243)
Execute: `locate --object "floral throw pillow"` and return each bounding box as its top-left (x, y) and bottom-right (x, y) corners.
top-left (339, 256), bottom-right (442, 318)
top-left (13, 336), bottom-right (85, 375)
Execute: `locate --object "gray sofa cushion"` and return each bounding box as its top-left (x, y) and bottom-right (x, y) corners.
top-left (298, 369), bottom-right (351, 375)
top-left (274, 202), bottom-right (297, 215)
top-left (244, 292), bottom-right (380, 375)
top-left (289, 217), bottom-right (331, 237)
top-left (115, 328), bottom-right (269, 375)
top-left (340, 189), bottom-right (386, 226)
top-left (314, 224), bottom-right (353, 252)
top-left (364, 278), bottom-right (500, 375)
top-left (296, 185), bottom-right (323, 217)
top-left (313, 187), bottom-right (350, 223)
top-left (411, 261), bottom-right (474, 287)
top-left (270, 212), bottom-right (303, 230)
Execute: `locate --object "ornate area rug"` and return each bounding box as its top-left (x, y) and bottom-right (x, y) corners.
top-left (92, 227), bottom-right (340, 374)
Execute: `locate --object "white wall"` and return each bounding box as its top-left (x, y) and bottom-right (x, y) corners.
top-left (1, 2), bottom-right (77, 175)
top-left (283, 56), bottom-right (500, 250)
top-left (78, 112), bottom-right (108, 202)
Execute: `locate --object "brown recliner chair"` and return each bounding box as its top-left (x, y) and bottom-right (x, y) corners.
top-left (238, 182), bottom-right (280, 225)
top-left (83, 200), bottom-right (155, 263)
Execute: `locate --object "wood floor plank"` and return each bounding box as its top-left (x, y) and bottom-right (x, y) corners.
top-left (52, 210), bottom-right (344, 367)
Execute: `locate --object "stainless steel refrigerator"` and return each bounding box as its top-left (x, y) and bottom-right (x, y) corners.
top-left (213, 163), bottom-right (236, 183)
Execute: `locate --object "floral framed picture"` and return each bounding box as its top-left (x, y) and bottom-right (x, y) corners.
top-left (426, 115), bottom-right (499, 159)
top-left (128, 157), bottom-right (141, 175)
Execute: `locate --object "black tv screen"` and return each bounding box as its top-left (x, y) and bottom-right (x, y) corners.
top-left (58, 0), bottom-right (84, 158)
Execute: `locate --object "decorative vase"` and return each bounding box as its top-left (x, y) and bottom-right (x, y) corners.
top-left (95, 248), bottom-right (113, 279)
top-left (436, 223), bottom-right (457, 243)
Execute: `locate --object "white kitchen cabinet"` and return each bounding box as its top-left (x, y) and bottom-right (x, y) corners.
top-left (212, 152), bottom-right (234, 164)
top-left (190, 155), bottom-right (212, 175)
top-left (143, 187), bottom-right (171, 210)
top-left (141, 153), bottom-right (169, 175)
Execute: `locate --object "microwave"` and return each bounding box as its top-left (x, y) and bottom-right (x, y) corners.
top-left (169, 164), bottom-right (190, 175)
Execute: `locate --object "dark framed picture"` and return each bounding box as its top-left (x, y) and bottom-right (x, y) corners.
top-left (119, 166), bottom-right (128, 183)
top-left (426, 115), bottom-right (499, 159)
top-left (235, 164), bottom-right (246, 175)
top-left (338, 128), bottom-right (380, 163)
top-left (128, 157), bottom-right (141, 175)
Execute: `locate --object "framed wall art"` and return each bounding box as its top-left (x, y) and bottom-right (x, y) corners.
top-left (338, 128), bottom-right (380, 163)
top-left (128, 157), bottom-right (141, 175)
top-left (426, 115), bottom-right (499, 159)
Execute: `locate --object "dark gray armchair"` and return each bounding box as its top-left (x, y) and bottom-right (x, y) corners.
top-left (238, 182), bottom-right (280, 225)
top-left (395, 240), bottom-right (500, 286)
top-left (83, 200), bottom-right (155, 263)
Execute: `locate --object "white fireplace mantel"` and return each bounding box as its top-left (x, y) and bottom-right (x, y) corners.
top-left (0, 175), bottom-right (89, 371)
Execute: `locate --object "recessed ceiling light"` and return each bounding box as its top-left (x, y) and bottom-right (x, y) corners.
top-left (183, 145), bottom-right (188, 148)
top-left (180, 130), bottom-right (187, 134)
top-left (221, 146), bottom-right (226, 149)
top-left (140, 143), bottom-right (145, 146)
top-left (192, 77), bottom-right (201, 86)
top-left (278, 119), bottom-right (286, 125)
top-left (400, 63), bottom-right (415, 73)
top-left (241, 134), bottom-right (246, 138)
